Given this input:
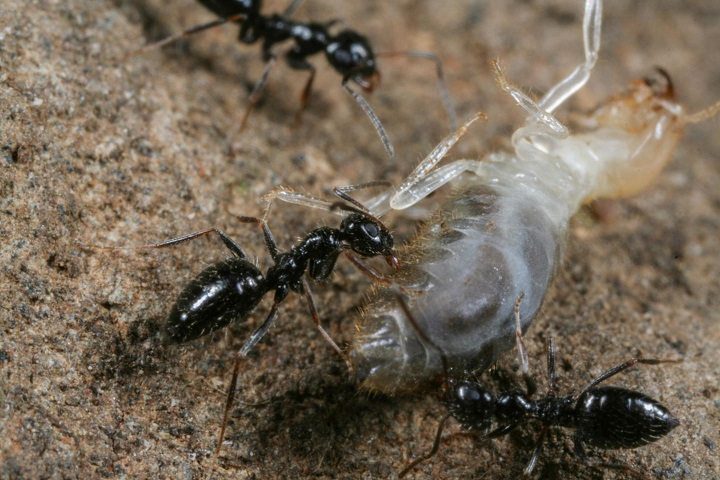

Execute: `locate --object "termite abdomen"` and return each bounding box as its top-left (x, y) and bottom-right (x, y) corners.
top-left (166, 258), bottom-right (266, 343)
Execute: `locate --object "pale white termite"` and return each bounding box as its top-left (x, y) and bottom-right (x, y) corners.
top-left (270, 0), bottom-right (720, 393)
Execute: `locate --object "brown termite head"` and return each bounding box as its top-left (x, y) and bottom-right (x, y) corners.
top-left (583, 67), bottom-right (686, 200)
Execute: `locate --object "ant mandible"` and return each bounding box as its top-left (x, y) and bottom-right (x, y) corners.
top-left (395, 293), bottom-right (680, 478)
top-left (133, 0), bottom-right (457, 130)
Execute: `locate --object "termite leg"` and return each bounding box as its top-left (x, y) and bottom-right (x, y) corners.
top-left (538, 0), bottom-right (602, 113)
top-left (546, 336), bottom-right (559, 397)
top-left (491, 60), bottom-right (568, 137)
top-left (388, 111), bottom-right (486, 210)
top-left (513, 293), bottom-right (536, 396)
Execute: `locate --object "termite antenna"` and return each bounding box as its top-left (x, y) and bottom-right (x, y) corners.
top-left (679, 99), bottom-right (720, 126)
top-left (343, 83), bottom-right (396, 163)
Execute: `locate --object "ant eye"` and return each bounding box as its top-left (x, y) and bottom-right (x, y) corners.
top-left (362, 223), bottom-right (380, 239)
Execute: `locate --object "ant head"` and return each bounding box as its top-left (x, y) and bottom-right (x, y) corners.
top-left (447, 381), bottom-right (495, 429)
top-left (326, 30), bottom-right (380, 92)
top-left (340, 212), bottom-right (397, 268)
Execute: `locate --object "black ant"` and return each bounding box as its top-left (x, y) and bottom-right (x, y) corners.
top-left (394, 293), bottom-right (680, 478)
top-left (133, 0), bottom-right (457, 129)
top-left (90, 183), bottom-right (399, 454)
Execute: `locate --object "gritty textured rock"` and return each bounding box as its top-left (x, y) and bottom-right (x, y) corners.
top-left (1, 1), bottom-right (718, 479)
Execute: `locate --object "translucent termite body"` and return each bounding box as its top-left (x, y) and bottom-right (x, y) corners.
top-left (340, 0), bottom-right (719, 393)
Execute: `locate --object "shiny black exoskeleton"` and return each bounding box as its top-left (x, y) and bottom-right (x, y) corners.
top-left (164, 209), bottom-right (397, 357)
top-left (196, 0), bottom-right (379, 88)
top-left (396, 294), bottom-right (680, 477)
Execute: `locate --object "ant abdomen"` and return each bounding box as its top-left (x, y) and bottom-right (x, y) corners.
top-left (575, 386), bottom-right (680, 449)
top-left (166, 258), bottom-right (266, 343)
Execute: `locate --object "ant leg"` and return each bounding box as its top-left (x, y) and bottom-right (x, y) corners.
top-left (523, 425), bottom-right (549, 476)
top-left (538, 0), bottom-right (602, 113)
top-left (215, 353), bottom-right (243, 457)
top-left (281, 0), bottom-right (306, 18)
top-left (389, 111), bottom-right (486, 210)
top-left (233, 215), bottom-right (280, 261)
top-left (573, 436), bottom-right (650, 480)
top-left (296, 65), bottom-right (316, 124)
top-left (239, 301), bottom-right (280, 355)
top-left (86, 227), bottom-right (247, 258)
top-left (285, 51), bottom-right (317, 125)
top-left (301, 278), bottom-right (352, 369)
top-left (486, 423), bottom-right (518, 439)
top-left (126, 14), bottom-right (246, 59)
top-left (398, 414), bottom-right (451, 478)
top-left (376, 50), bottom-right (458, 131)
top-left (491, 60), bottom-right (568, 137)
top-left (572, 357), bottom-right (680, 402)
top-left (239, 53), bottom-right (278, 131)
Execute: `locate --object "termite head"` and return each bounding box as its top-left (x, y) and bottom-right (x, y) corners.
top-left (587, 67), bottom-right (686, 200)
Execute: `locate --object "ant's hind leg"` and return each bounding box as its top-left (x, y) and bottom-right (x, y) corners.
top-left (239, 53), bottom-right (278, 131)
top-left (215, 353), bottom-right (243, 457)
top-left (538, 0), bottom-right (602, 113)
top-left (86, 227), bottom-right (247, 258)
top-left (233, 215), bottom-right (281, 260)
top-left (572, 357), bottom-right (680, 402)
top-left (281, 0), bottom-right (306, 18)
top-left (523, 425), bottom-right (549, 476)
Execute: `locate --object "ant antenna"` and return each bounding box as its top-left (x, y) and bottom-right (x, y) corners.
top-left (375, 50), bottom-right (458, 131)
top-left (342, 84), bottom-right (396, 163)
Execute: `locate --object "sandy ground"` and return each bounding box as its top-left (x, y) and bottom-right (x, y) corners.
top-left (1, 1), bottom-right (719, 479)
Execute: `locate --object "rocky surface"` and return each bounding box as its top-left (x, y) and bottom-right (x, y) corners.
top-left (1, 1), bottom-right (718, 478)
